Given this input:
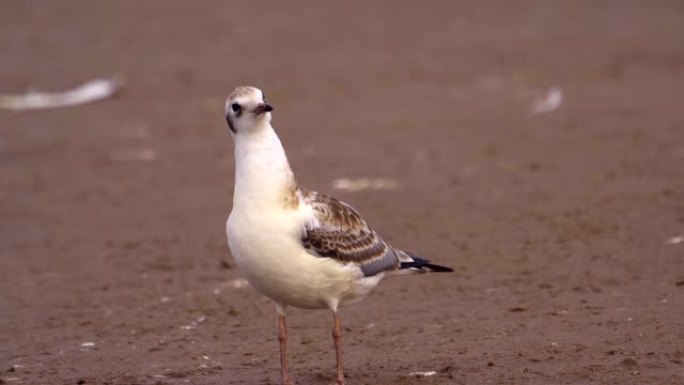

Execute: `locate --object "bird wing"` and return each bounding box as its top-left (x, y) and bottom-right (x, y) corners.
top-left (301, 190), bottom-right (401, 277)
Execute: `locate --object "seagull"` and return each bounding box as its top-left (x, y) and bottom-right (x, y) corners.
top-left (224, 86), bottom-right (453, 385)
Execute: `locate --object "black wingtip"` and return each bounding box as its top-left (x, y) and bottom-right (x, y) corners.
top-left (400, 255), bottom-right (454, 273)
top-left (422, 263), bottom-right (455, 273)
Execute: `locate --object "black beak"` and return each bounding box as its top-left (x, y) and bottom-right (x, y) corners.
top-left (254, 103), bottom-right (273, 115)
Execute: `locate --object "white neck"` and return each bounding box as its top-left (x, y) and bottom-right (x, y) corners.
top-left (232, 122), bottom-right (296, 210)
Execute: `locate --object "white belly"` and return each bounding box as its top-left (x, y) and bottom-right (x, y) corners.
top-left (226, 209), bottom-right (367, 310)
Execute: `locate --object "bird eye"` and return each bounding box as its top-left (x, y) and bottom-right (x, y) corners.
top-left (231, 103), bottom-right (241, 112)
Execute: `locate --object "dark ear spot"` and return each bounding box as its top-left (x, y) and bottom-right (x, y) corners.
top-left (226, 115), bottom-right (237, 133)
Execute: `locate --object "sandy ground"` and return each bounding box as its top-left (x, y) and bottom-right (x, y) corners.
top-left (1, 1), bottom-right (684, 384)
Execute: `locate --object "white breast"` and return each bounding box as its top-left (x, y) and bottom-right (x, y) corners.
top-left (226, 122), bottom-right (380, 310)
top-left (227, 206), bottom-right (361, 310)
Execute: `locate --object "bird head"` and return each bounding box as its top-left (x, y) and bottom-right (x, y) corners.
top-left (224, 86), bottom-right (273, 135)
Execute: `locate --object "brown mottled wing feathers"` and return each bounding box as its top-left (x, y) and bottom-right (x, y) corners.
top-left (302, 191), bottom-right (400, 276)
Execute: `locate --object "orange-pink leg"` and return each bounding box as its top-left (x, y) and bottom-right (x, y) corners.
top-left (278, 314), bottom-right (293, 385)
top-left (332, 312), bottom-right (344, 385)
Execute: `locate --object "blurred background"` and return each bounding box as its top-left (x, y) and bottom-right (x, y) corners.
top-left (1, 1), bottom-right (683, 384)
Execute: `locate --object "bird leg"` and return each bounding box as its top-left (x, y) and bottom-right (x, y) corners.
top-left (278, 314), bottom-right (293, 385)
top-left (332, 311), bottom-right (344, 385)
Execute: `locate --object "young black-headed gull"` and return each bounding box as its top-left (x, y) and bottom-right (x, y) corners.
top-left (224, 86), bottom-right (453, 385)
